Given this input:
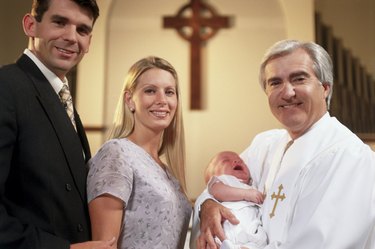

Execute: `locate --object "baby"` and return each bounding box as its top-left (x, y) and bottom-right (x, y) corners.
top-left (204, 151), bottom-right (267, 249)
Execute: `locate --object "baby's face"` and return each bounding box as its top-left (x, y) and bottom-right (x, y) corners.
top-left (214, 152), bottom-right (250, 183)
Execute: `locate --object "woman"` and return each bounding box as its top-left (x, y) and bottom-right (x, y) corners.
top-left (87, 56), bottom-right (191, 249)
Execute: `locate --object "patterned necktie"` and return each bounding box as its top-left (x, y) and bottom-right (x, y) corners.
top-left (59, 83), bottom-right (76, 130)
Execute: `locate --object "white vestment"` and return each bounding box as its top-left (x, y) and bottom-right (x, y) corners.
top-left (191, 113), bottom-right (375, 249)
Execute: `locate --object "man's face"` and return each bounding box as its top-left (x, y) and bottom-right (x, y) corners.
top-left (264, 49), bottom-right (330, 139)
top-left (25, 0), bottom-right (94, 79)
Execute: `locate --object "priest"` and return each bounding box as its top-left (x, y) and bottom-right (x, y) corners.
top-left (191, 39), bottom-right (375, 249)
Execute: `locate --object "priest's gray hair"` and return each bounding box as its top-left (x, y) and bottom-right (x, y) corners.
top-left (259, 39), bottom-right (334, 109)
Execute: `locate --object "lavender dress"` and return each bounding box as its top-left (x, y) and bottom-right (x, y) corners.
top-left (87, 139), bottom-right (192, 249)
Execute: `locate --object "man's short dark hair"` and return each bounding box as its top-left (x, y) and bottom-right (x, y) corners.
top-left (32, 0), bottom-right (99, 24)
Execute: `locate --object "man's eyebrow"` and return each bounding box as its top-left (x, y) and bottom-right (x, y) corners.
top-left (289, 71), bottom-right (310, 79)
top-left (79, 24), bottom-right (93, 33)
top-left (266, 76), bottom-right (282, 84)
top-left (51, 14), bottom-right (68, 22)
top-left (50, 14), bottom-right (93, 33)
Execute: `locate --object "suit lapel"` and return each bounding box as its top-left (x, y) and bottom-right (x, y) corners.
top-left (17, 55), bottom-right (88, 202)
top-left (75, 109), bottom-right (91, 163)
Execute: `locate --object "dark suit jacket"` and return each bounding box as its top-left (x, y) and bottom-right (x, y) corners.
top-left (0, 54), bottom-right (91, 249)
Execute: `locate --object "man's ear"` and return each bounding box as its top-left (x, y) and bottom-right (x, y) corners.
top-left (85, 35), bottom-right (92, 53)
top-left (23, 14), bottom-right (37, 37)
top-left (322, 82), bottom-right (331, 99)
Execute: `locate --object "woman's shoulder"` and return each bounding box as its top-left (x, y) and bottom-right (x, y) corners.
top-left (88, 138), bottom-right (136, 174)
top-left (88, 138), bottom-right (131, 164)
top-left (96, 138), bottom-right (134, 154)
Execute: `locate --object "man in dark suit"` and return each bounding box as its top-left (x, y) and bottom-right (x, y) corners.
top-left (0, 0), bottom-right (115, 248)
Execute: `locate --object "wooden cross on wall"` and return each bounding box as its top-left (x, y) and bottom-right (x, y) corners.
top-left (163, 0), bottom-right (232, 109)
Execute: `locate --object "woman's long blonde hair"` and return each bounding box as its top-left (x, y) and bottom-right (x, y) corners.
top-left (107, 56), bottom-right (187, 194)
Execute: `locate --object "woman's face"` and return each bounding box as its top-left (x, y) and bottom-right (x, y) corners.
top-left (128, 68), bottom-right (178, 134)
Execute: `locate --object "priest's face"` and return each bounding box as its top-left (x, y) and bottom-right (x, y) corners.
top-left (264, 49), bottom-right (330, 139)
top-left (213, 151), bottom-right (250, 183)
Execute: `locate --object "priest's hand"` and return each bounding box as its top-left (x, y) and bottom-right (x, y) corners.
top-left (197, 199), bottom-right (239, 249)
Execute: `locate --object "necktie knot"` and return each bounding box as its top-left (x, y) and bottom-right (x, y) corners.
top-left (59, 83), bottom-right (76, 130)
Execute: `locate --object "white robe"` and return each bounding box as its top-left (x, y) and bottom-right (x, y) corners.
top-left (191, 113), bottom-right (375, 249)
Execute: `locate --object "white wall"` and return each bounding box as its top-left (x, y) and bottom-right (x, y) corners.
top-left (76, 0), bottom-right (113, 152)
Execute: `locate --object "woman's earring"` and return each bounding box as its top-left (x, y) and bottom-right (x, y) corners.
top-left (129, 106), bottom-right (135, 113)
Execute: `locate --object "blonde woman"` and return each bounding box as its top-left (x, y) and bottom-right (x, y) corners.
top-left (87, 56), bottom-right (191, 249)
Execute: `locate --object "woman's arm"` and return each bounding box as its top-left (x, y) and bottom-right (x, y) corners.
top-left (89, 194), bottom-right (124, 248)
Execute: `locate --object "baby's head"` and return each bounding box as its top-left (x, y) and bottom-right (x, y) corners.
top-left (204, 151), bottom-right (251, 184)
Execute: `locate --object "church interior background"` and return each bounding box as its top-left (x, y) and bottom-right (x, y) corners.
top-left (1, 0), bottom-right (374, 207)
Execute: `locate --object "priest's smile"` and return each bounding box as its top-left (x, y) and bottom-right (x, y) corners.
top-left (280, 102), bottom-right (302, 109)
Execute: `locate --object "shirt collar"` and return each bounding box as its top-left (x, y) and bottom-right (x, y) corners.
top-left (310, 112), bottom-right (330, 130)
top-left (23, 49), bottom-right (67, 94)
top-left (293, 112), bottom-right (330, 142)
